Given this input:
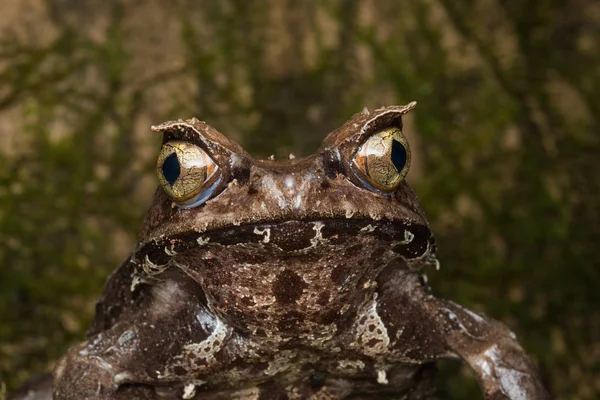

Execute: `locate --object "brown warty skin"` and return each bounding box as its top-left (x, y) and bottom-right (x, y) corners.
top-left (31, 103), bottom-right (548, 399)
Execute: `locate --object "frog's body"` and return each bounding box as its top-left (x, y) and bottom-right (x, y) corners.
top-left (47, 104), bottom-right (547, 399)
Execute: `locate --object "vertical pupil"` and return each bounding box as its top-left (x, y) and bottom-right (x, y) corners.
top-left (162, 152), bottom-right (181, 185)
top-left (391, 139), bottom-right (407, 172)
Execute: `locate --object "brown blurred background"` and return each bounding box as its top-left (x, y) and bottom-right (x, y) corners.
top-left (0, 0), bottom-right (598, 398)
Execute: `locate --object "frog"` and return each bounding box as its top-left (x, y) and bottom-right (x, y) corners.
top-left (47, 102), bottom-right (548, 399)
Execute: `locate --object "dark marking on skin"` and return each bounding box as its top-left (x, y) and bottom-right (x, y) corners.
top-left (318, 309), bottom-right (339, 325)
top-left (231, 159), bottom-right (252, 185)
top-left (273, 270), bottom-right (307, 304)
top-left (278, 311), bottom-right (304, 331)
top-left (145, 251), bottom-right (171, 268)
top-left (310, 371), bottom-right (327, 388)
top-left (317, 291), bottom-right (330, 306)
top-left (320, 149), bottom-right (343, 179)
top-left (268, 223), bottom-right (315, 251)
top-left (247, 174), bottom-right (262, 195)
top-left (392, 226), bottom-right (430, 260)
top-left (331, 265), bottom-right (350, 286)
top-left (343, 244), bottom-right (363, 257)
top-left (240, 296), bottom-right (256, 307)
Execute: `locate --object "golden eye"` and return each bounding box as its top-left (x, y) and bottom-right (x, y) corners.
top-left (351, 127), bottom-right (411, 192)
top-left (157, 141), bottom-right (219, 207)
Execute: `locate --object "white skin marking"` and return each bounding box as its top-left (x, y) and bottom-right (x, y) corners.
top-left (340, 303), bottom-right (351, 314)
top-left (291, 174), bottom-right (312, 210)
top-left (498, 366), bottom-right (529, 400)
top-left (297, 322), bottom-right (338, 346)
top-left (130, 273), bottom-right (146, 292)
top-left (196, 236), bottom-right (210, 245)
top-left (182, 383), bottom-right (196, 399)
top-left (368, 211), bottom-right (382, 221)
top-left (345, 207), bottom-right (355, 219)
top-left (354, 296), bottom-right (390, 357)
top-left (143, 255), bottom-right (169, 276)
top-left (360, 224), bottom-right (376, 233)
top-left (462, 307), bottom-right (487, 325)
top-left (403, 229), bottom-right (414, 244)
top-left (229, 153), bottom-right (246, 171)
top-left (478, 354), bottom-right (493, 378)
top-left (395, 326), bottom-right (405, 340)
top-left (114, 371), bottom-right (134, 386)
top-left (448, 301), bottom-right (490, 328)
top-left (161, 310), bottom-right (229, 378)
top-left (310, 222), bottom-right (326, 247)
top-left (294, 194), bottom-right (302, 209)
top-left (164, 246), bottom-right (177, 256)
top-left (253, 227), bottom-right (271, 243)
top-left (262, 175), bottom-right (288, 208)
top-left (284, 175), bottom-right (295, 189)
top-left (476, 345), bottom-right (528, 400)
top-left (442, 308), bottom-right (485, 340)
top-left (264, 350), bottom-right (318, 376)
top-left (337, 359), bottom-right (365, 372)
top-left (377, 369), bottom-right (389, 384)
top-left (117, 330), bottom-right (136, 346)
top-left (402, 240), bottom-right (434, 269)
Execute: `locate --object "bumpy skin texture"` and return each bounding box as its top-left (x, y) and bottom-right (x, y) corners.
top-left (49, 103), bottom-right (548, 399)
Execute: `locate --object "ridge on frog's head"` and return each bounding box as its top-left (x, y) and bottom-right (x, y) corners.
top-left (133, 102), bottom-right (436, 334)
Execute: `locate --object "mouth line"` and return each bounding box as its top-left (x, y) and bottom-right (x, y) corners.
top-left (135, 218), bottom-right (433, 268)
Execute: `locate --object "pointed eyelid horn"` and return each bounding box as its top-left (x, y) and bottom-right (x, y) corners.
top-left (318, 101), bottom-right (417, 152)
top-left (151, 117), bottom-right (252, 160)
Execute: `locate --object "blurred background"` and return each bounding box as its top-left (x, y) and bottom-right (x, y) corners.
top-left (0, 0), bottom-right (598, 398)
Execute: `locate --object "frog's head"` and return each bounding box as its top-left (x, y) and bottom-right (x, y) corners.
top-left (133, 103), bottom-right (436, 337)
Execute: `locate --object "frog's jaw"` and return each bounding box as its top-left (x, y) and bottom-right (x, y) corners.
top-left (132, 220), bottom-right (434, 338)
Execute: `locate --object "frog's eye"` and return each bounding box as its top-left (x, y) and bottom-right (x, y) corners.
top-left (157, 141), bottom-right (220, 207)
top-left (351, 127), bottom-right (411, 192)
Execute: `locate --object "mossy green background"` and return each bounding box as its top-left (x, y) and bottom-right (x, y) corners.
top-left (0, 1), bottom-right (598, 399)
